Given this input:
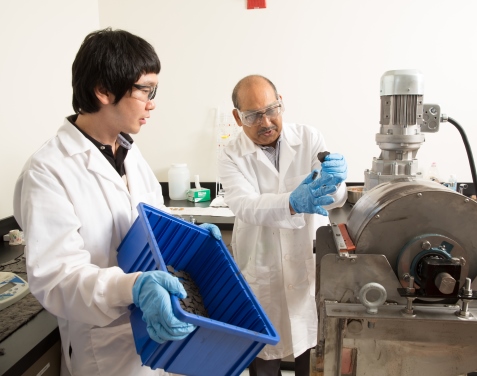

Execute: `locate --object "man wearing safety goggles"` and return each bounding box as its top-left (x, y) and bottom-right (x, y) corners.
top-left (218, 75), bottom-right (348, 376)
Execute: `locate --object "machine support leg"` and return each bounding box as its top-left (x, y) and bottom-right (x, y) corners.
top-left (323, 317), bottom-right (346, 376)
top-left (336, 318), bottom-right (346, 376)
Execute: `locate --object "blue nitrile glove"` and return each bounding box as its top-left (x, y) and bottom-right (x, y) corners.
top-left (289, 171), bottom-right (337, 216)
top-left (132, 271), bottom-right (196, 344)
top-left (199, 223), bottom-right (222, 240)
top-left (321, 153), bottom-right (348, 184)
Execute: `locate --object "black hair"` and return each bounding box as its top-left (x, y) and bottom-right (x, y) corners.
top-left (231, 75), bottom-right (279, 110)
top-left (72, 28), bottom-right (161, 114)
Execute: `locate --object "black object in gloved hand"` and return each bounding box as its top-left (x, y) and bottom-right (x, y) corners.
top-left (312, 151), bottom-right (330, 180)
top-left (317, 151), bottom-right (330, 163)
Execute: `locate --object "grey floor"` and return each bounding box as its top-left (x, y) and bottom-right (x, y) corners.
top-left (240, 370), bottom-right (294, 376)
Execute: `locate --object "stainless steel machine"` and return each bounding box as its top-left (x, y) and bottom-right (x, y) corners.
top-left (315, 69), bottom-right (477, 376)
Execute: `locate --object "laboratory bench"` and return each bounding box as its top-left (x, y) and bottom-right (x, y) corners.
top-left (0, 216), bottom-right (61, 376)
top-left (164, 197), bottom-right (235, 228)
top-left (162, 192), bottom-right (354, 228)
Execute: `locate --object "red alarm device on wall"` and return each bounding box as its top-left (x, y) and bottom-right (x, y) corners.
top-left (247, 0), bottom-right (266, 9)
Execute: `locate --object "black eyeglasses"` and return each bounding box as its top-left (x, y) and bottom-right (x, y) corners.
top-left (131, 84), bottom-right (157, 102)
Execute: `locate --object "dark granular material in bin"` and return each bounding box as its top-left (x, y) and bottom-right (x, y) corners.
top-left (167, 265), bottom-right (209, 318)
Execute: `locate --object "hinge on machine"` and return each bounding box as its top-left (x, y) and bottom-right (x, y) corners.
top-left (330, 223), bottom-right (357, 259)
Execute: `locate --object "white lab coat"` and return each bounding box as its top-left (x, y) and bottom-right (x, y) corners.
top-left (13, 119), bottom-right (169, 376)
top-left (217, 123), bottom-right (347, 360)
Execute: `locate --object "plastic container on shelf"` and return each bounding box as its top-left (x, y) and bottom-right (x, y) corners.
top-left (425, 162), bottom-right (441, 183)
top-left (168, 163), bottom-right (190, 200)
top-left (447, 174), bottom-right (458, 191)
top-left (117, 203), bottom-right (279, 376)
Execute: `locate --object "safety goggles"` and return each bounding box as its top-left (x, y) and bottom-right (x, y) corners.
top-left (236, 100), bottom-right (284, 127)
top-left (131, 84), bottom-right (157, 102)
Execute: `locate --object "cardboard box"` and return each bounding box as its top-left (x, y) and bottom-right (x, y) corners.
top-left (186, 188), bottom-right (210, 202)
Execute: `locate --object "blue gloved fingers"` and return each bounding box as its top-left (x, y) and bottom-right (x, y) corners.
top-left (133, 271), bottom-right (188, 303)
top-left (132, 271), bottom-right (188, 328)
top-left (321, 170), bottom-right (347, 184)
top-left (308, 183), bottom-right (335, 216)
top-left (133, 271), bottom-right (197, 344)
top-left (321, 153), bottom-right (348, 183)
top-left (324, 153), bottom-right (345, 162)
top-left (289, 171), bottom-right (337, 214)
top-left (312, 184), bottom-right (337, 197)
top-left (144, 286), bottom-right (195, 332)
top-left (309, 171), bottom-right (335, 189)
top-left (199, 223), bottom-right (222, 240)
top-left (313, 195), bottom-right (335, 207)
top-left (147, 320), bottom-right (196, 344)
top-left (322, 162), bottom-right (346, 172)
top-left (312, 178), bottom-right (336, 216)
top-left (322, 153), bottom-right (346, 168)
top-left (158, 273), bottom-right (188, 299)
top-left (295, 170), bottom-right (320, 186)
top-left (144, 289), bottom-right (196, 343)
top-left (322, 160), bottom-right (346, 171)
top-left (330, 173), bottom-right (347, 185)
top-left (314, 206), bottom-right (329, 216)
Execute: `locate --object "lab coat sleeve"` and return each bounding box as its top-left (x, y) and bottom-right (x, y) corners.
top-left (324, 181), bottom-right (347, 209)
top-left (16, 168), bottom-right (138, 327)
top-left (218, 124), bottom-right (347, 228)
top-left (218, 149), bottom-right (306, 229)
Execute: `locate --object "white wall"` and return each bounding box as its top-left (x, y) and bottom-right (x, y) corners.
top-left (1, 0), bottom-right (476, 219)
top-left (0, 0), bottom-right (99, 218)
top-left (97, 0), bottom-right (477, 185)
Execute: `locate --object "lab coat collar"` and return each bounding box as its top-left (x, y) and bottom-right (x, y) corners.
top-left (58, 118), bottom-right (97, 156)
top-left (236, 130), bottom-right (277, 174)
top-left (280, 123), bottom-right (302, 147)
top-left (236, 123), bottom-right (302, 176)
top-left (57, 118), bottom-right (129, 192)
top-left (278, 124), bottom-right (300, 174)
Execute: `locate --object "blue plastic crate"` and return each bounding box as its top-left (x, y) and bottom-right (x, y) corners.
top-left (117, 203), bottom-right (279, 376)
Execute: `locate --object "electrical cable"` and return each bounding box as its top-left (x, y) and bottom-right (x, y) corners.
top-left (447, 116), bottom-right (477, 194)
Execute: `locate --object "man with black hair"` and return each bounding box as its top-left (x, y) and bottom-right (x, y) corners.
top-left (13, 28), bottom-right (220, 376)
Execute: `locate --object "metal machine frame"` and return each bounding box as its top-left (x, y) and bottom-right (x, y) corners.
top-left (315, 70), bottom-right (477, 376)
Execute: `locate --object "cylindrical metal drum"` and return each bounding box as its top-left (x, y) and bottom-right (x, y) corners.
top-left (347, 178), bottom-right (477, 289)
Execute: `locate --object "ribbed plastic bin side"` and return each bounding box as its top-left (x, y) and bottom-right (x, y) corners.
top-left (117, 203), bottom-right (279, 376)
